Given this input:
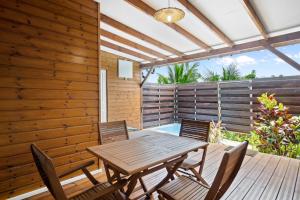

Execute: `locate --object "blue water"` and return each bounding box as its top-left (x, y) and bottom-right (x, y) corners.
top-left (151, 123), bottom-right (181, 136)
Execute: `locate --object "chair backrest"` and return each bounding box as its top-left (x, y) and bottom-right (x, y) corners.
top-left (99, 120), bottom-right (129, 144)
top-left (31, 144), bottom-right (67, 200)
top-left (179, 119), bottom-right (210, 142)
top-left (205, 141), bottom-right (248, 200)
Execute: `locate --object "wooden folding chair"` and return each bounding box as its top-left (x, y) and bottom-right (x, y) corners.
top-left (158, 141), bottom-right (248, 200)
top-left (31, 144), bottom-right (126, 200)
top-left (99, 120), bottom-right (129, 145)
top-left (177, 119), bottom-right (210, 186)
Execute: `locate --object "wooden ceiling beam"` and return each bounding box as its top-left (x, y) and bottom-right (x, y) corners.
top-left (242, 0), bottom-right (268, 39)
top-left (140, 31), bottom-right (300, 68)
top-left (125, 0), bottom-right (211, 51)
top-left (100, 29), bottom-right (168, 59)
top-left (100, 14), bottom-right (183, 56)
top-left (177, 0), bottom-right (233, 47)
top-left (264, 44), bottom-right (300, 71)
top-left (101, 40), bottom-right (155, 62)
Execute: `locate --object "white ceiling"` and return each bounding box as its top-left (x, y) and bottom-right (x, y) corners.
top-left (96, 0), bottom-right (300, 63)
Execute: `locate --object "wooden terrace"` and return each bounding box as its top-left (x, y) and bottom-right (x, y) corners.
top-left (30, 142), bottom-right (300, 200)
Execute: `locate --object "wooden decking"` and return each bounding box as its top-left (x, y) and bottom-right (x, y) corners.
top-left (29, 144), bottom-right (300, 200)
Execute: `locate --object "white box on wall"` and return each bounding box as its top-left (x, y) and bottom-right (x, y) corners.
top-left (118, 59), bottom-right (133, 79)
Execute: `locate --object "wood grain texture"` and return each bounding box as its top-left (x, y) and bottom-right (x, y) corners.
top-left (0, 0), bottom-right (100, 198)
top-left (101, 51), bottom-right (141, 129)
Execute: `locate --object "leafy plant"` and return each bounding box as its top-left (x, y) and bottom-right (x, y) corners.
top-left (209, 121), bottom-right (223, 143)
top-left (251, 93), bottom-right (300, 158)
top-left (221, 64), bottom-right (241, 81)
top-left (157, 62), bottom-right (201, 84)
top-left (203, 64), bottom-right (256, 82)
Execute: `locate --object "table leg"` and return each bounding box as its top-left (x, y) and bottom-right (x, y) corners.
top-left (103, 161), bottom-right (113, 184)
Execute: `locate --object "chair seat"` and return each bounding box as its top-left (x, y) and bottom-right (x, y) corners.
top-left (158, 176), bottom-right (209, 200)
top-left (69, 182), bottom-right (118, 200)
top-left (180, 150), bottom-right (203, 169)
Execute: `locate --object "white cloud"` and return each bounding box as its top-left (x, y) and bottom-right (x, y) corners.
top-left (235, 55), bottom-right (256, 65)
top-left (274, 57), bottom-right (284, 64)
top-left (217, 55), bottom-right (256, 67)
top-left (294, 52), bottom-right (300, 59)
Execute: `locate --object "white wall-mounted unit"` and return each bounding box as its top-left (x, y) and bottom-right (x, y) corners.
top-left (118, 59), bottom-right (133, 79)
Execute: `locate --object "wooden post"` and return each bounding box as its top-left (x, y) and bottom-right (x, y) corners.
top-left (140, 66), bottom-right (154, 87)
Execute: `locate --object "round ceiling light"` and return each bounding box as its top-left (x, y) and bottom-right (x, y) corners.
top-left (154, 0), bottom-right (185, 23)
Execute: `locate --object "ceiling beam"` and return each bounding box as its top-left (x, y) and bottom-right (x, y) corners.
top-left (241, 0), bottom-right (268, 39)
top-left (177, 0), bottom-right (233, 47)
top-left (101, 29), bottom-right (168, 59)
top-left (100, 14), bottom-right (183, 56)
top-left (125, 0), bottom-right (211, 51)
top-left (140, 31), bottom-right (300, 68)
top-left (264, 44), bottom-right (300, 71)
top-left (101, 40), bottom-right (155, 62)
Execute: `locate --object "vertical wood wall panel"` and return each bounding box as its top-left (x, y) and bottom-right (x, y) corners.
top-left (100, 51), bottom-right (141, 129)
top-left (0, 0), bottom-right (100, 198)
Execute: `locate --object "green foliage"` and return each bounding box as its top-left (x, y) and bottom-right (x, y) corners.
top-left (203, 64), bottom-right (256, 82)
top-left (157, 63), bottom-right (201, 84)
top-left (203, 70), bottom-right (220, 81)
top-left (244, 70), bottom-right (256, 80)
top-left (221, 64), bottom-right (241, 81)
top-left (209, 121), bottom-right (223, 143)
top-left (252, 93), bottom-right (300, 158)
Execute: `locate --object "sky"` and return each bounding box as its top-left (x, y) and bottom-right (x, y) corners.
top-left (145, 43), bottom-right (300, 83)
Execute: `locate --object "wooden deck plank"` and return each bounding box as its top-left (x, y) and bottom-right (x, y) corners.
top-left (277, 159), bottom-right (300, 200)
top-left (242, 155), bottom-right (281, 200)
top-left (28, 144), bottom-right (300, 200)
top-left (224, 154), bottom-right (271, 200)
top-left (259, 157), bottom-right (290, 200)
top-left (293, 159), bottom-right (300, 200)
top-left (220, 153), bottom-right (264, 200)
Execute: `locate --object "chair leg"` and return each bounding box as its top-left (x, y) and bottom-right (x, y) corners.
top-left (190, 168), bottom-right (210, 187)
top-left (158, 194), bottom-right (165, 200)
top-left (174, 171), bottom-right (181, 177)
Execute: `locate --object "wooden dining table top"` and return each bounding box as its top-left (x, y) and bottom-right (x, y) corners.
top-left (87, 130), bottom-right (208, 175)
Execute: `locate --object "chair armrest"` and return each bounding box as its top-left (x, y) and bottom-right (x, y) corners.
top-left (58, 160), bottom-right (95, 178)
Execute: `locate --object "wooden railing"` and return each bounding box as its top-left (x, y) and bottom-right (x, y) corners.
top-left (142, 76), bottom-right (300, 132)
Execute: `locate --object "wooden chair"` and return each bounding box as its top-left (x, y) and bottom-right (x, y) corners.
top-left (158, 141), bottom-right (249, 200)
top-left (177, 119), bottom-right (210, 185)
top-left (31, 144), bottom-right (127, 200)
top-left (99, 120), bottom-right (129, 144)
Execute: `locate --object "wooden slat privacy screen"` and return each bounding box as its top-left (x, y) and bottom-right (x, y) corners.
top-left (142, 76), bottom-right (300, 133)
top-left (142, 84), bottom-right (176, 128)
top-left (0, 0), bottom-right (100, 198)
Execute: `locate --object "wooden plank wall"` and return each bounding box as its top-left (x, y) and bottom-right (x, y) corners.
top-left (252, 77), bottom-right (300, 115)
top-left (177, 83), bottom-right (219, 122)
top-left (142, 76), bottom-right (300, 132)
top-left (142, 84), bottom-right (175, 128)
top-left (219, 81), bottom-right (252, 133)
top-left (0, 0), bottom-right (100, 198)
top-left (100, 51), bottom-right (141, 129)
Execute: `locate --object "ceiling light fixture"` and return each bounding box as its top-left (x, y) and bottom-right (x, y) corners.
top-left (154, 0), bottom-right (185, 23)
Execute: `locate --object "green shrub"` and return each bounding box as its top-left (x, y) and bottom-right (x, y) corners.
top-left (252, 93), bottom-right (300, 158)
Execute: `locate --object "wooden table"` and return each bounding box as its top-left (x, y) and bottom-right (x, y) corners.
top-left (88, 130), bottom-right (208, 199)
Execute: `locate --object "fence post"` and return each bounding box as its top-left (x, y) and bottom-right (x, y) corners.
top-left (158, 85), bottom-right (161, 126)
top-left (217, 82), bottom-right (221, 123)
top-left (194, 84), bottom-right (197, 120)
top-left (174, 84), bottom-right (178, 123)
top-left (249, 80), bottom-right (253, 130)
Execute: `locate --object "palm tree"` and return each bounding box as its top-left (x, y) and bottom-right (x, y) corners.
top-left (203, 69), bottom-right (220, 81)
top-left (221, 64), bottom-right (241, 81)
top-left (203, 64), bottom-right (256, 82)
top-left (157, 62), bottom-right (201, 84)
